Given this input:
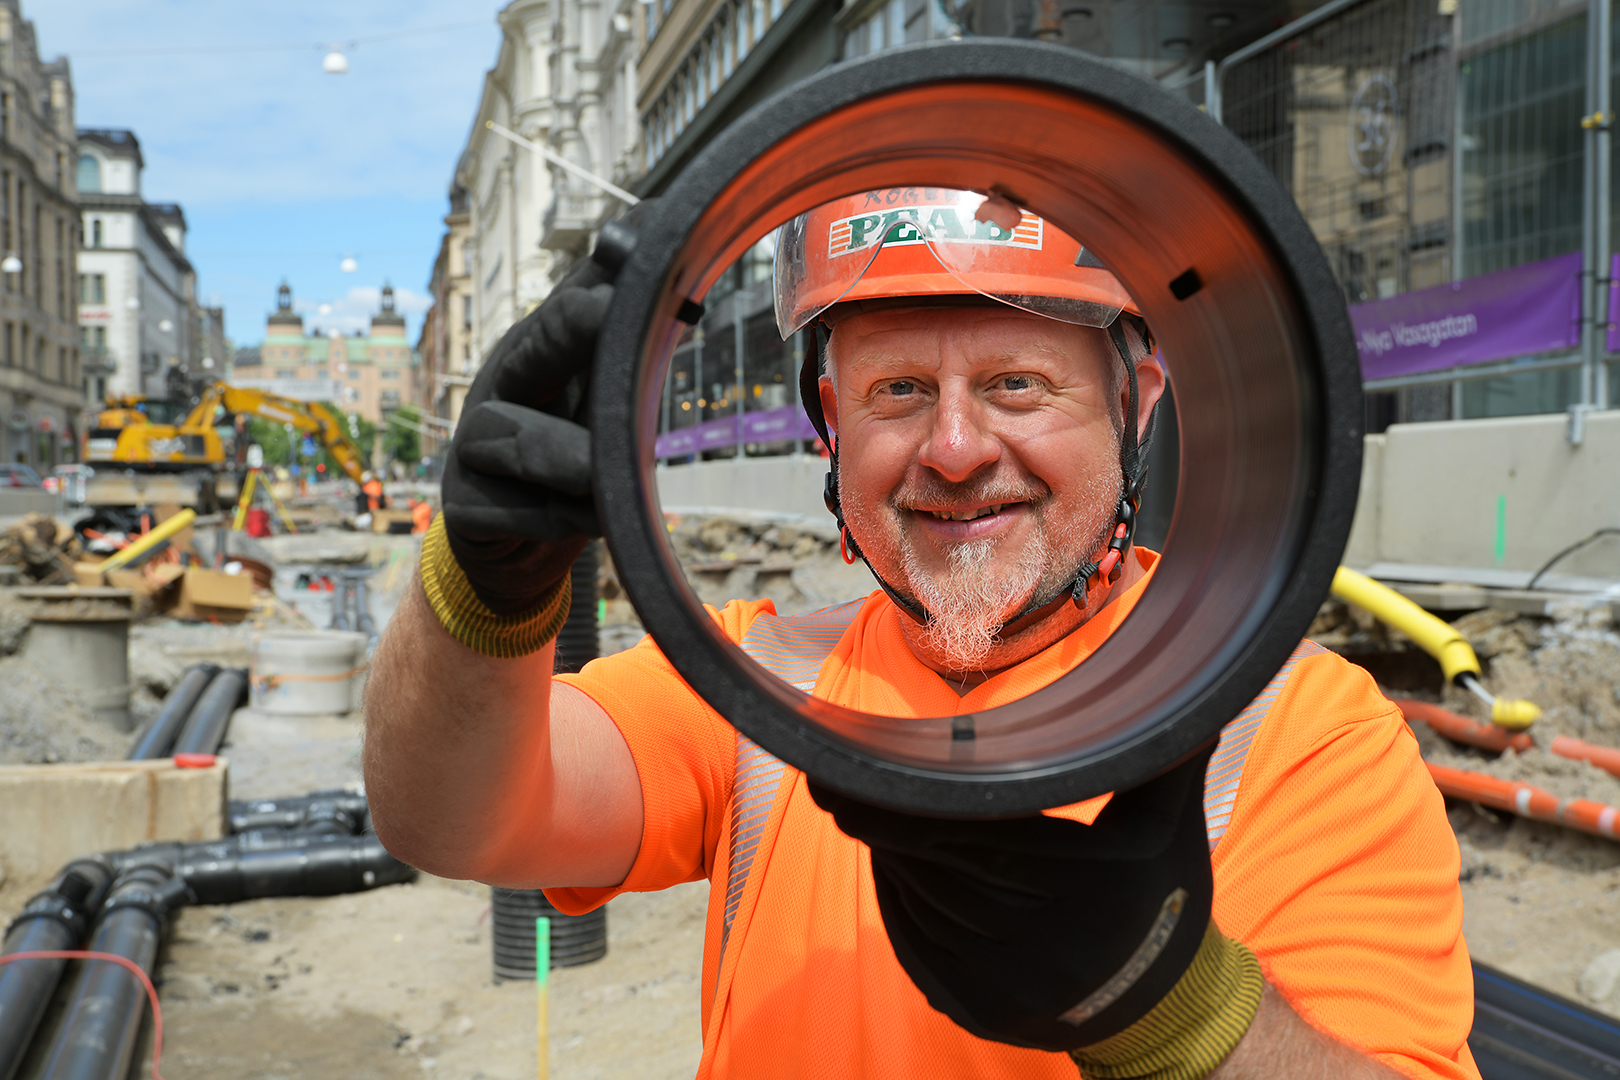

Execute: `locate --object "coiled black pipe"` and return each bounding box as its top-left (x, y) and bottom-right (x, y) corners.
top-left (171, 667), bottom-right (249, 756)
top-left (227, 790), bottom-right (370, 835)
top-left (491, 888), bottom-right (607, 981)
top-left (111, 831), bottom-right (416, 906)
top-left (0, 860), bottom-right (116, 1080)
top-left (127, 664), bottom-right (220, 760)
top-left (554, 542), bottom-right (599, 675)
top-left (35, 865), bottom-right (191, 1080)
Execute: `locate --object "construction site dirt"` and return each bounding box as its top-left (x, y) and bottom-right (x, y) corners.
top-left (4, 506), bottom-right (1620, 1077)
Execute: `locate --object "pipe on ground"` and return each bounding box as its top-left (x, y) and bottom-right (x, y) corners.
top-left (35, 865), bottom-right (190, 1080)
top-left (1428, 763), bottom-right (1620, 840)
top-left (1393, 699), bottom-right (1534, 754)
top-left (127, 664), bottom-right (220, 760)
top-left (171, 667), bottom-right (249, 756)
top-left (0, 860), bottom-right (116, 1080)
top-left (228, 790), bottom-right (370, 835)
top-left (111, 832), bottom-right (415, 906)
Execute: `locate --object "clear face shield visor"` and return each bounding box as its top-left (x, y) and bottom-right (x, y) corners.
top-left (773, 189), bottom-right (1133, 338)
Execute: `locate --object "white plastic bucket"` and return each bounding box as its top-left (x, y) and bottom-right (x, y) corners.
top-left (250, 630), bottom-right (369, 715)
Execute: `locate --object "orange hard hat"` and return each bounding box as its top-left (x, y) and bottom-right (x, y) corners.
top-left (773, 188), bottom-right (1139, 338)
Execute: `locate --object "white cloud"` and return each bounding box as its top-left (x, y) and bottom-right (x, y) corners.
top-left (295, 285), bottom-right (432, 338)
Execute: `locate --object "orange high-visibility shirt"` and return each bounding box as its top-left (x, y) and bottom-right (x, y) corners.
top-left (551, 552), bottom-right (1478, 1080)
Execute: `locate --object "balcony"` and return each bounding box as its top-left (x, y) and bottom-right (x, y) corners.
top-left (82, 348), bottom-right (117, 376)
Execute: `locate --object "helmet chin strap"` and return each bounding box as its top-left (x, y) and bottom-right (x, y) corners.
top-left (804, 318), bottom-right (1158, 633)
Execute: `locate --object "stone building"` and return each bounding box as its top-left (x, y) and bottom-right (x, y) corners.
top-left (448, 0), bottom-right (641, 369)
top-left (75, 128), bottom-right (198, 403)
top-left (420, 184), bottom-right (474, 423)
top-left (0, 1), bottom-right (83, 468)
top-left (233, 282), bottom-right (419, 424)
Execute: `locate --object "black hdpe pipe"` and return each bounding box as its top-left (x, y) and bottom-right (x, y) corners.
top-left (127, 664), bottom-right (220, 760)
top-left (554, 543), bottom-right (600, 676)
top-left (110, 831), bottom-right (415, 906)
top-left (0, 860), bottom-right (115, 1080)
top-left (35, 864), bottom-right (190, 1080)
top-left (227, 790), bottom-right (371, 835)
top-left (170, 667), bottom-right (249, 756)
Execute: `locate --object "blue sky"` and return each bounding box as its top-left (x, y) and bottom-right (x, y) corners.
top-left (29, 2), bottom-right (505, 347)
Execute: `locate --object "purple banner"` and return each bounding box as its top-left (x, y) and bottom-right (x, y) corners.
top-left (1349, 252), bottom-right (1581, 381)
top-left (1608, 254), bottom-right (1620, 354)
top-left (654, 404), bottom-right (820, 458)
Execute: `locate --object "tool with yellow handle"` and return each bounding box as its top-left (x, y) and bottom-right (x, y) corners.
top-left (98, 509), bottom-right (197, 573)
top-left (1331, 567), bottom-right (1542, 730)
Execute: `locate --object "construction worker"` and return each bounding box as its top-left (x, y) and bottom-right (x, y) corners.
top-left (361, 471), bottom-right (384, 513)
top-left (366, 191), bottom-right (1476, 1079)
top-left (408, 497), bottom-right (433, 536)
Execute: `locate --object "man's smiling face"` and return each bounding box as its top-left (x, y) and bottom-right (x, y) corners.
top-left (821, 304), bottom-right (1162, 675)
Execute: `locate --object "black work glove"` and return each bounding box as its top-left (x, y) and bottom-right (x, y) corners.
top-left (810, 746), bottom-right (1262, 1074)
top-left (440, 203), bottom-right (652, 617)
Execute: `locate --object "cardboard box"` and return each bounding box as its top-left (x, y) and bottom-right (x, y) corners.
top-left (105, 561), bottom-right (184, 599)
top-left (72, 561), bottom-right (106, 587)
top-left (170, 566), bottom-right (256, 622)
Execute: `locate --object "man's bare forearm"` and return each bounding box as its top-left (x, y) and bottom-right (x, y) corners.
top-left (1210, 984), bottom-right (1405, 1079)
top-left (363, 573), bottom-right (641, 887)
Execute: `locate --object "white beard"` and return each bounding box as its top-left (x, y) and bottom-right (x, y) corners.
top-left (899, 527), bottom-right (1053, 671)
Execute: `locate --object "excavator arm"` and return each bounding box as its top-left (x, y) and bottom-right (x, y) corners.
top-left (196, 386), bottom-right (369, 484)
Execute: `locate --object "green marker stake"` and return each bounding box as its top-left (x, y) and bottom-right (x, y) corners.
top-left (536, 915), bottom-right (551, 1080)
top-left (1494, 495), bottom-right (1507, 565)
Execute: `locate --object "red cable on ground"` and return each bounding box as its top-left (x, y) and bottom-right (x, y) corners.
top-left (0, 950), bottom-right (165, 1080)
top-left (1393, 699), bottom-right (1534, 753)
top-left (1549, 736), bottom-right (1620, 781)
top-left (1426, 763), bottom-right (1620, 841)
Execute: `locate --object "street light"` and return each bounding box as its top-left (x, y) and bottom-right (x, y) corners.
top-left (323, 49), bottom-right (350, 74)
top-left (340, 256), bottom-right (358, 273)
top-left (158, 319), bottom-right (174, 333)
top-left (0, 253), bottom-right (20, 274)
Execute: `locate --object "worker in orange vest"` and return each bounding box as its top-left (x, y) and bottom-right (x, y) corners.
top-left (361, 472), bottom-right (384, 512)
top-left (408, 497), bottom-right (433, 535)
top-left (366, 193), bottom-right (1477, 1079)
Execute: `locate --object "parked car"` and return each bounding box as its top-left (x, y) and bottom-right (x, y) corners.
top-left (0, 463), bottom-right (43, 488)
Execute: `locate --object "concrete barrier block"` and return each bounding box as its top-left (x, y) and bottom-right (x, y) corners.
top-left (0, 758), bottom-right (227, 881)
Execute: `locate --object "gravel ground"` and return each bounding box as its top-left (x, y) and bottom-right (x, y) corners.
top-left (8, 503), bottom-right (1620, 1068)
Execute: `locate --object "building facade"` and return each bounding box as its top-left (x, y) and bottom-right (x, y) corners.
top-left (445, 0), bottom-right (640, 379)
top-left (75, 128), bottom-right (198, 403)
top-left (421, 184), bottom-right (475, 423)
top-left (233, 282), bottom-right (419, 424)
top-left (0, 1), bottom-right (82, 469)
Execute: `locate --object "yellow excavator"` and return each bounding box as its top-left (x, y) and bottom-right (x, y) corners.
top-left (83, 383), bottom-right (367, 511)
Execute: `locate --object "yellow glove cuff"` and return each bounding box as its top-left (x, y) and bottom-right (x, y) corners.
top-left (1069, 921), bottom-right (1263, 1080)
top-left (419, 514), bottom-right (572, 659)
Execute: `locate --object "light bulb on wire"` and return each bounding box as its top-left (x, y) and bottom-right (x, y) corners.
top-left (340, 256), bottom-right (358, 273)
top-left (323, 49), bottom-right (350, 74)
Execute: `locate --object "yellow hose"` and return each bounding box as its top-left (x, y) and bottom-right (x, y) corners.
top-left (99, 509), bottom-right (197, 573)
top-left (1330, 567), bottom-right (1541, 730)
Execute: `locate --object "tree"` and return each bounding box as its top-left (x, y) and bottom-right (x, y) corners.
top-left (384, 406), bottom-right (423, 465)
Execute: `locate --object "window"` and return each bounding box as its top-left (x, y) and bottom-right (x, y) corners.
top-left (79, 273), bottom-right (105, 304)
top-left (76, 155), bottom-right (101, 194)
top-left (381, 369), bottom-right (400, 380)
top-left (3, 322), bottom-right (12, 366)
top-left (91, 218), bottom-right (102, 248)
top-left (462, 295), bottom-right (472, 330)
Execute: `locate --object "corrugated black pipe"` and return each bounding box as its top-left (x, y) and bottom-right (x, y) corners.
top-left (0, 860), bottom-right (116, 1080)
top-left (554, 542), bottom-right (600, 675)
top-left (127, 664), bottom-right (220, 760)
top-left (171, 667), bottom-right (249, 756)
top-left (35, 864), bottom-right (191, 1080)
top-left (491, 888), bottom-right (607, 981)
top-left (228, 790), bottom-right (370, 835)
top-left (110, 831), bottom-right (416, 906)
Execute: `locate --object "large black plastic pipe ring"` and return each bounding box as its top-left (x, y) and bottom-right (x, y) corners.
top-left (592, 38), bottom-right (1361, 817)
